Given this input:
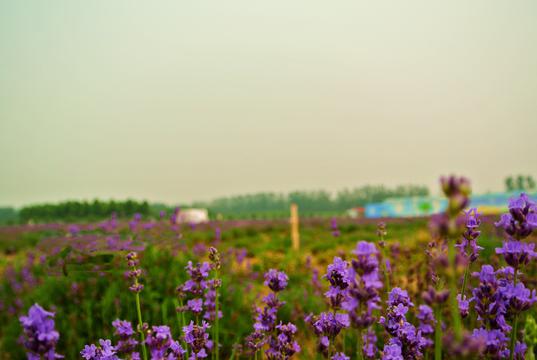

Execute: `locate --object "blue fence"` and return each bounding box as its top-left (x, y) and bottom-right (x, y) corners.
top-left (364, 192), bottom-right (537, 218)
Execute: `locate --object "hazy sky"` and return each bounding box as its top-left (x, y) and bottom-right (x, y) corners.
top-left (1, 1), bottom-right (536, 207)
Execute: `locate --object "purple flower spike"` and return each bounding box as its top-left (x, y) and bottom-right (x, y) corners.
top-left (332, 353), bottom-right (350, 360)
top-left (495, 239), bottom-right (536, 269)
top-left (495, 193), bottom-right (537, 239)
top-left (183, 321), bottom-right (211, 358)
top-left (501, 282), bottom-right (537, 313)
top-left (381, 340), bottom-right (404, 360)
top-left (264, 269), bottom-right (289, 292)
top-left (20, 304), bottom-right (62, 359)
top-left (388, 287), bottom-right (414, 308)
top-left (456, 208), bottom-right (483, 263)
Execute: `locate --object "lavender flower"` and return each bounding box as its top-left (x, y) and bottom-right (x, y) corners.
top-left (331, 353), bottom-right (350, 360)
top-left (20, 304), bottom-right (62, 359)
top-left (311, 312), bottom-right (350, 354)
top-left (457, 294), bottom-right (470, 318)
top-left (203, 280), bottom-right (222, 321)
top-left (264, 269), bottom-right (289, 292)
top-left (362, 328), bottom-right (378, 359)
top-left (112, 319), bottom-right (138, 356)
top-left (456, 208), bottom-right (483, 263)
top-left (380, 288), bottom-right (426, 359)
top-left (81, 339), bottom-right (118, 360)
top-left (146, 325), bottom-right (173, 359)
top-left (247, 270), bottom-right (293, 357)
top-left (472, 328), bottom-right (509, 359)
top-left (330, 217), bottom-right (341, 237)
top-left (416, 305), bottom-right (435, 348)
top-left (381, 340), bottom-right (403, 360)
top-left (343, 242), bottom-right (382, 326)
top-left (440, 175), bottom-right (471, 217)
top-left (471, 265), bottom-right (510, 332)
top-left (501, 282), bottom-right (537, 314)
top-left (495, 240), bottom-right (536, 269)
top-left (265, 322), bottom-right (300, 359)
top-left (126, 252), bottom-right (144, 293)
top-left (179, 261), bottom-right (212, 296)
top-left (183, 321), bottom-right (212, 359)
top-left (495, 193), bottom-right (537, 239)
top-left (254, 293), bottom-right (284, 332)
top-left (324, 257), bottom-right (352, 308)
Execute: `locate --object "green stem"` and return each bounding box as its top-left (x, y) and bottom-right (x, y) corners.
top-left (357, 329), bottom-right (363, 360)
top-left (135, 292), bottom-right (148, 360)
top-left (509, 270), bottom-right (519, 360)
top-left (434, 306), bottom-right (442, 360)
top-left (175, 298), bottom-right (188, 359)
top-left (380, 237), bottom-right (391, 295)
top-left (447, 239), bottom-right (463, 341)
top-left (461, 263), bottom-right (470, 297)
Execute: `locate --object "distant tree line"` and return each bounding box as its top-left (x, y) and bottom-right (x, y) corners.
top-left (12, 184), bottom-right (429, 223)
top-left (19, 200), bottom-right (150, 223)
top-left (192, 184), bottom-right (429, 217)
top-left (0, 207), bottom-right (18, 225)
top-left (505, 175), bottom-right (536, 192)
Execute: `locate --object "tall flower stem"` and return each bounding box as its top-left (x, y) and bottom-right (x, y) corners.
top-left (135, 291), bottom-right (148, 360)
top-left (356, 329), bottom-right (364, 360)
top-left (460, 264), bottom-right (470, 296)
top-left (175, 298), bottom-right (189, 359)
top-left (434, 306), bottom-right (442, 360)
top-left (380, 246), bottom-right (391, 294)
top-left (447, 239), bottom-right (463, 341)
top-left (127, 252), bottom-right (148, 360)
top-left (509, 270), bottom-right (519, 360)
top-left (377, 223), bottom-right (391, 297)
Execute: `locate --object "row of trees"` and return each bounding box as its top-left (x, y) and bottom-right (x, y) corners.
top-left (13, 184), bottom-right (429, 222)
top-left (19, 200), bottom-right (150, 223)
top-left (0, 207), bottom-right (17, 225)
top-left (192, 184), bottom-right (429, 217)
top-left (505, 175), bottom-right (536, 192)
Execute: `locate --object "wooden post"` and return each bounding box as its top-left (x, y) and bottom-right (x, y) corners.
top-left (290, 203), bottom-right (300, 251)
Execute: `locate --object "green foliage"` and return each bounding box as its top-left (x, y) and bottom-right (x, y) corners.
top-left (19, 199), bottom-right (150, 223)
top-left (505, 174), bottom-right (536, 192)
top-left (193, 184), bottom-right (429, 218)
top-left (0, 207), bottom-right (17, 225)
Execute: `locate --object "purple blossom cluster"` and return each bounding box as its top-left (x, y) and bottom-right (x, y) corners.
top-left (183, 321), bottom-right (212, 359)
top-left (456, 208), bottom-right (483, 263)
top-left (309, 312), bottom-right (350, 355)
top-left (344, 242), bottom-right (383, 329)
top-left (19, 304), bottom-right (62, 360)
top-left (81, 320), bottom-right (186, 360)
top-left (330, 217), bottom-right (341, 237)
top-left (495, 193), bottom-right (537, 240)
top-left (265, 322), bottom-right (301, 360)
top-left (246, 269), bottom-right (300, 359)
top-left (177, 260), bottom-right (221, 321)
top-left (379, 288), bottom-right (427, 359)
top-left (126, 252), bottom-right (144, 293)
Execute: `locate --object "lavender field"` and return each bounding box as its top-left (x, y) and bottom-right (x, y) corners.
top-left (2, 0), bottom-right (536, 358)
top-left (1, 177), bottom-right (537, 360)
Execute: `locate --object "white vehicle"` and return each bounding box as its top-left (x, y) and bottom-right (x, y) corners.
top-left (177, 208), bottom-right (209, 224)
